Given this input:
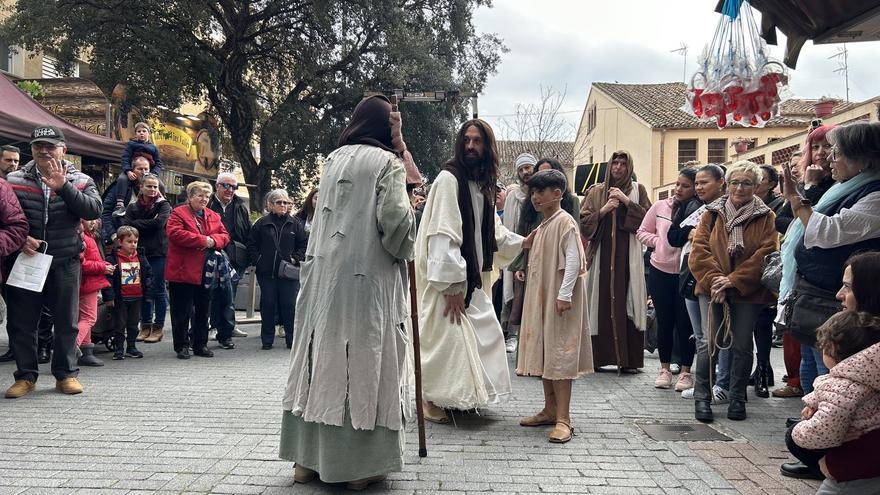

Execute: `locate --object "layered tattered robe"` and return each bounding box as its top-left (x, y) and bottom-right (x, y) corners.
top-left (280, 144), bottom-right (416, 482)
top-left (580, 181), bottom-right (651, 369)
top-left (415, 171), bottom-right (523, 410)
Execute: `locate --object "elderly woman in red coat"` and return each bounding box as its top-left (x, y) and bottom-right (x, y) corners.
top-left (165, 181), bottom-right (230, 360)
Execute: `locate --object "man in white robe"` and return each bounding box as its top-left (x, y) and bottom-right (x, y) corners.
top-left (500, 153), bottom-right (536, 352)
top-left (415, 119), bottom-right (526, 423)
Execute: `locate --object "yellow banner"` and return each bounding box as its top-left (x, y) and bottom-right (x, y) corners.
top-left (153, 122), bottom-right (194, 157)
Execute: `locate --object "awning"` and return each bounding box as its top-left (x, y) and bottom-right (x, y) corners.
top-left (717, 1), bottom-right (880, 68)
top-left (0, 75), bottom-right (125, 163)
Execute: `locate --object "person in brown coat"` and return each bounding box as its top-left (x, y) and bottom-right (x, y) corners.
top-left (689, 160), bottom-right (778, 423)
top-left (580, 150), bottom-right (651, 371)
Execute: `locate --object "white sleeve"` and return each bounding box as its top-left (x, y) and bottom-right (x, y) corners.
top-left (494, 212), bottom-right (524, 265)
top-left (427, 234), bottom-right (467, 293)
top-left (557, 234), bottom-right (580, 302)
top-left (803, 192), bottom-right (880, 249)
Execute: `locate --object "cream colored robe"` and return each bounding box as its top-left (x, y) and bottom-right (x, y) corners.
top-left (501, 185), bottom-right (527, 304)
top-left (415, 171), bottom-right (523, 410)
top-left (282, 144), bottom-right (416, 431)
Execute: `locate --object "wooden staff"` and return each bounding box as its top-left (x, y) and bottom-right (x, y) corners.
top-left (604, 162), bottom-right (623, 373)
top-left (408, 260), bottom-right (428, 458)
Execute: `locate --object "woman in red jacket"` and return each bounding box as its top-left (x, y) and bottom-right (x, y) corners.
top-left (165, 181), bottom-right (230, 359)
top-left (77, 219), bottom-right (113, 366)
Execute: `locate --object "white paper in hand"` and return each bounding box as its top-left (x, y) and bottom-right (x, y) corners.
top-left (681, 205), bottom-right (708, 228)
top-left (6, 251), bottom-right (53, 293)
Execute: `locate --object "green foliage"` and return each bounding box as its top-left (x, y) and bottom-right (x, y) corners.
top-left (15, 80), bottom-right (45, 99)
top-left (1, 0), bottom-right (505, 207)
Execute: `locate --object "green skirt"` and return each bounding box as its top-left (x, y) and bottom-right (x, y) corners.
top-left (278, 410), bottom-right (404, 483)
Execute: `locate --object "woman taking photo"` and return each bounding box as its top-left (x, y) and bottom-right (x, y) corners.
top-left (638, 167), bottom-right (697, 391)
top-left (668, 164), bottom-right (726, 400)
top-left (778, 122), bottom-right (880, 395)
top-left (122, 173), bottom-right (171, 343)
top-left (689, 161), bottom-right (778, 422)
top-left (165, 181), bottom-right (231, 359)
top-left (248, 189), bottom-right (308, 350)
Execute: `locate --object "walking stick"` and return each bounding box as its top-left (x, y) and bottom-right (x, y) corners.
top-left (407, 260), bottom-right (428, 457)
top-left (604, 164), bottom-right (623, 374)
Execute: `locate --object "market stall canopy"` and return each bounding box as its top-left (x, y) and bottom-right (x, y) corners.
top-left (0, 75), bottom-right (125, 163)
top-left (717, 0), bottom-right (880, 69)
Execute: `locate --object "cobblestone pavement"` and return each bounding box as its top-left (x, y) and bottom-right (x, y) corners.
top-left (0, 318), bottom-right (820, 495)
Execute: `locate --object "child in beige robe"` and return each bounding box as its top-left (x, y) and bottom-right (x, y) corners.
top-left (515, 169), bottom-right (593, 443)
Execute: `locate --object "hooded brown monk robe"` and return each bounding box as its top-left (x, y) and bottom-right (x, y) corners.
top-left (580, 150), bottom-right (651, 369)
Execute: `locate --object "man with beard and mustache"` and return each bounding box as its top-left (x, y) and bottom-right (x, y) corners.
top-left (415, 120), bottom-right (532, 424)
top-left (500, 153), bottom-right (536, 351)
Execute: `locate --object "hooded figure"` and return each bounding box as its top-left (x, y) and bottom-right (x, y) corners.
top-left (580, 150), bottom-right (652, 370)
top-left (279, 95), bottom-right (417, 489)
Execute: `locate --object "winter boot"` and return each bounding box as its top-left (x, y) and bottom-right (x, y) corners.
top-left (144, 324), bottom-right (164, 343)
top-left (77, 344), bottom-right (104, 367)
top-left (136, 323), bottom-right (152, 342)
top-left (755, 362), bottom-right (770, 398)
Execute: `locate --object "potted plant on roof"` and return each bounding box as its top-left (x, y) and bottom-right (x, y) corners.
top-left (813, 97), bottom-right (836, 118)
top-left (732, 137), bottom-right (753, 154)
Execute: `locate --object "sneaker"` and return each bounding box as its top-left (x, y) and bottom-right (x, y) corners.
top-left (231, 327), bottom-right (248, 338)
top-left (712, 385), bottom-right (730, 405)
top-left (674, 372), bottom-right (694, 392)
top-left (208, 328), bottom-right (218, 341)
top-left (670, 363), bottom-right (681, 375)
top-left (125, 346), bottom-right (144, 358)
top-left (113, 348), bottom-right (124, 360)
top-left (654, 369), bottom-right (673, 389)
top-left (772, 385), bottom-right (804, 398)
top-left (681, 387), bottom-right (695, 399)
top-left (112, 205), bottom-right (127, 217)
top-left (505, 337), bottom-right (518, 353)
top-left (276, 325), bottom-right (285, 338)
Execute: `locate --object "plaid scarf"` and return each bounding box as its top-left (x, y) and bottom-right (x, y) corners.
top-left (706, 195), bottom-right (769, 257)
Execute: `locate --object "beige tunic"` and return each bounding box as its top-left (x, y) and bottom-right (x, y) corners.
top-left (516, 211), bottom-right (592, 380)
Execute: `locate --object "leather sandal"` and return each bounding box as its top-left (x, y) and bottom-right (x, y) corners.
top-left (293, 464), bottom-right (317, 483)
top-left (422, 402), bottom-right (449, 424)
top-left (548, 420), bottom-right (573, 443)
top-left (519, 411), bottom-right (556, 427)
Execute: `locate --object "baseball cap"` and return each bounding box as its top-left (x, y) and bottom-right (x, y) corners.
top-left (30, 125), bottom-right (66, 146)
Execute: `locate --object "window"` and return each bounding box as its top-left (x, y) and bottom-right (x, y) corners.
top-left (677, 139), bottom-right (697, 167)
top-left (0, 39), bottom-right (11, 73)
top-left (751, 154), bottom-right (766, 164)
top-left (772, 145), bottom-right (799, 167)
top-left (587, 103), bottom-right (597, 134)
top-left (708, 139), bottom-right (727, 164)
top-left (658, 190), bottom-right (669, 200)
top-left (41, 54), bottom-right (78, 79)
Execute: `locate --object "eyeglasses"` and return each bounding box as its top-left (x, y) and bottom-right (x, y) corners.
top-left (273, 200), bottom-right (293, 206)
top-left (829, 147), bottom-right (839, 162)
top-left (218, 182), bottom-right (238, 190)
top-left (728, 180), bottom-right (755, 189)
top-left (31, 142), bottom-right (63, 151)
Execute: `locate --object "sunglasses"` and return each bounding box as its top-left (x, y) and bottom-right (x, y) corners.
top-left (273, 200), bottom-right (293, 206)
top-left (218, 182), bottom-right (238, 191)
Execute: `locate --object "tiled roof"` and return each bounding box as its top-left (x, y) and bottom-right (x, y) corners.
top-left (778, 98), bottom-right (860, 117)
top-left (593, 82), bottom-right (813, 129)
top-left (496, 140), bottom-right (574, 184)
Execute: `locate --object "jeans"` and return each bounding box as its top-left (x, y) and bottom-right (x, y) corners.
top-left (6, 256), bottom-right (81, 382)
top-left (257, 275), bottom-right (299, 348)
top-left (113, 299), bottom-right (142, 346)
top-left (140, 256), bottom-right (167, 326)
top-left (800, 344), bottom-right (829, 394)
top-left (686, 297), bottom-right (730, 389)
top-left (785, 425), bottom-right (827, 476)
top-left (168, 282), bottom-right (210, 352)
top-left (210, 279), bottom-right (238, 341)
top-left (693, 296), bottom-right (762, 403)
top-left (76, 291), bottom-right (99, 346)
top-left (647, 267), bottom-right (695, 366)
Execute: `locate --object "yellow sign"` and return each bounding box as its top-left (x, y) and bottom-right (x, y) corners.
top-left (153, 123), bottom-right (194, 158)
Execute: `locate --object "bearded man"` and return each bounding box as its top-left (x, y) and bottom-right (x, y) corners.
top-left (415, 119), bottom-right (529, 424)
top-left (500, 153), bottom-right (535, 351)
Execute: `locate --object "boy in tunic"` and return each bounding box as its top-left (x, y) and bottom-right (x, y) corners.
top-left (515, 170), bottom-right (592, 443)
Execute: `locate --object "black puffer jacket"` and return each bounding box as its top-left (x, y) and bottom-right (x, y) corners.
top-left (6, 160), bottom-right (102, 261)
top-left (208, 194), bottom-right (251, 271)
top-left (121, 197), bottom-right (171, 257)
top-left (247, 213), bottom-right (307, 278)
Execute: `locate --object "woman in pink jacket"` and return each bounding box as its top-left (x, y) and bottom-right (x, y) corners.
top-left (637, 167), bottom-right (697, 391)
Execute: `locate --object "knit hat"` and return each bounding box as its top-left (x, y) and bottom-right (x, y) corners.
top-left (514, 152), bottom-right (537, 171)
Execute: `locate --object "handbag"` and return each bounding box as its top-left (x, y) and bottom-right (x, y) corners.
top-left (761, 251), bottom-right (783, 294)
top-left (272, 223), bottom-right (300, 280)
top-left (678, 253), bottom-right (697, 300)
top-left (781, 275), bottom-right (840, 346)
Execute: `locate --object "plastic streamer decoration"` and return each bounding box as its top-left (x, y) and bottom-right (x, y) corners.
top-left (683, 0), bottom-right (790, 129)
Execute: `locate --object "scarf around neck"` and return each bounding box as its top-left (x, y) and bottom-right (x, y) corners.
top-left (706, 195), bottom-right (769, 257)
top-left (441, 163), bottom-right (497, 307)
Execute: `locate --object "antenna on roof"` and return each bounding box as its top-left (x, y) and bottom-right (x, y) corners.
top-left (670, 43), bottom-right (688, 84)
top-left (829, 44), bottom-right (850, 103)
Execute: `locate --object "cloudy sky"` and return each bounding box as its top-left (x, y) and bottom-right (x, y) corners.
top-left (473, 1), bottom-right (880, 140)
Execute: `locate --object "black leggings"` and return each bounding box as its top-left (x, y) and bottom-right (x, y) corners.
top-left (647, 266), bottom-right (695, 366)
top-left (754, 305), bottom-right (775, 364)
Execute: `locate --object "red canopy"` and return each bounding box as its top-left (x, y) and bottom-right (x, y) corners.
top-left (0, 75), bottom-right (124, 163)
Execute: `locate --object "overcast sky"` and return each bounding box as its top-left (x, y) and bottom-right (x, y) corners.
top-left (473, 1), bottom-right (880, 140)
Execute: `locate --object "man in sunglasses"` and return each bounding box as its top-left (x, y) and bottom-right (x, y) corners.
top-left (100, 154), bottom-right (162, 244)
top-left (207, 173), bottom-right (252, 343)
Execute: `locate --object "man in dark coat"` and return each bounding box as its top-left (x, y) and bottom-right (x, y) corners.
top-left (100, 155), bottom-right (154, 244)
top-left (207, 172), bottom-right (251, 344)
top-left (4, 125), bottom-right (102, 398)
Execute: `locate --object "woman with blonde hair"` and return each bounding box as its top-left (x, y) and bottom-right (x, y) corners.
top-left (689, 161), bottom-right (778, 422)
